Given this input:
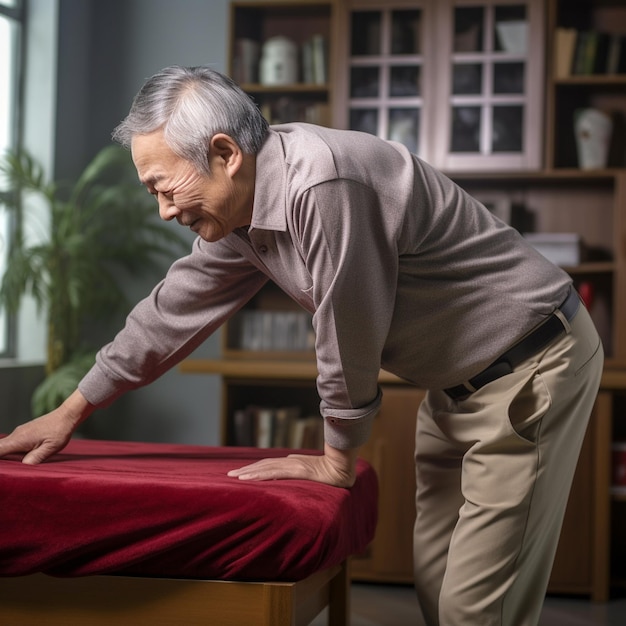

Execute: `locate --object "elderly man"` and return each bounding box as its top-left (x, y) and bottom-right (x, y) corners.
top-left (0, 66), bottom-right (603, 626)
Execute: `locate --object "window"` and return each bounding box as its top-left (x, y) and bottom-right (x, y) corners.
top-left (0, 0), bottom-right (23, 356)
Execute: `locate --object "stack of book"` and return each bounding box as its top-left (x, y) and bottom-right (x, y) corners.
top-left (554, 27), bottom-right (626, 78)
top-left (301, 34), bottom-right (327, 85)
top-left (232, 405), bottom-right (324, 450)
top-left (238, 310), bottom-right (315, 352)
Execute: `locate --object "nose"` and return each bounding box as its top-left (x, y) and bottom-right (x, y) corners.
top-left (157, 194), bottom-right (180, 222)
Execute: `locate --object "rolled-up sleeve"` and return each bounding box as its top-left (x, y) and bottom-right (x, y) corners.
top-left (322, 390), bottom-right (382, 449)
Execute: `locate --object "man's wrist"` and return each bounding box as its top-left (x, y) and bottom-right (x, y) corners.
top-left (324, 441), bottom-right (359, 470)
top-left (60, 390), bottom-right (95, 428)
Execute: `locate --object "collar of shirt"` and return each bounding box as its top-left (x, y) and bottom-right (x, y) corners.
top-left (249, 129), bottom-right (287, 233)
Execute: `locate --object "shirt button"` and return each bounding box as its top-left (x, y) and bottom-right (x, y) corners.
top-left (258, 245), bottom-right (268, 254)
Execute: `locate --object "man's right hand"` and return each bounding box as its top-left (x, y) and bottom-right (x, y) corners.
top-left (0, 390), bottom-right (94, 464)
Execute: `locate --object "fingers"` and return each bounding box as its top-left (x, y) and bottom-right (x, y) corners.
top-left (0, 436), bottom-right (64, 465)
top-left (0, 434), bottom-right (24, 459)
top-left (227, 458), bottom-right (301, 481)
top-left (227, 462), bottom-right (259, 480)
top-left (226, 453), bottom-right (354, 487)
top-left (228, 455), bottom-right (315, 480)
top-left (0, 432), bottom-right (43, 465)
top-left (21, 443), bottom-right (57, 465)
top-left (0, 419), bottom-right (70, 465)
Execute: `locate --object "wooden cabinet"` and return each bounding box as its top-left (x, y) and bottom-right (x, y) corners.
top-left (610, 386), bottom-right (626, 592)
top-left (178, 0), bottom-right (626, 596)
top-left (549, 387), bottom-right (612, 601)
top-left (229, 0), bottom-right (339, 127)
top-left (351, 386), bottom-right (424, 584)
top-left (552, 374), bottom-right (626, 602)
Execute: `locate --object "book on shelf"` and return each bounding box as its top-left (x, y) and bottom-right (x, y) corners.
top-left (302, 34), bottom-right (327, 85)
top-left (256, 407), bottom-right (274, 448)
top-left (233, 38), bottom-right (260, 84)
top-left (606, 34), bottom-right (626, 74)
top-left (288, 415), bottom-right (324, 450)
top-left (260, 98), bottom-right (331, 126)
top-left (554, 27), bottom-right (577, 78)
top-left (559, 27), bottom-right (626, 77)
top-left (238, 310), bottom-right (315, 352)
top-left (231, 405), bottom-right (323, 450)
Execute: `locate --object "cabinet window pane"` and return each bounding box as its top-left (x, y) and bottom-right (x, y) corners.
top-left (388, 108), bottom-right (419, 153)
top-left (451, 106), bottom-right (481, 153)
top-left (390, 65), bottom-right (420, 97)
top-left (391, 9), bottom-right (421, 55)
top-left (494, 5), bottom-right (527, 54)
top-left (492, 105), bottom-right (523, 152)
top-left (350, 109), bottom-right (378, 136)
top-left (454, 7), bottom-right (484, 53)
top-left (351, 11), bottom-right (381, 56)
top-left (452, 63), bottom-right (482, 95)
top-left (493, 62), bottom-right (524, 94)
top-left (495, 4), bottom-right (526, 22)
top-left (350, 67), bottom-right (379, 98)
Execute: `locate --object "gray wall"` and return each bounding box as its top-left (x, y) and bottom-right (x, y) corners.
top-left (2, 0), bottom-right (239, 444)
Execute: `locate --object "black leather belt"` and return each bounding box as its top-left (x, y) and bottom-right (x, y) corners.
top-left (444, 288), bottom-right (581, 400)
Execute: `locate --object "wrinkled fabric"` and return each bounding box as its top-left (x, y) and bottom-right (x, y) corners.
top-left (79, 124), bottom-right (571, 450)
top-left (0, 438), bottom-right (377, 581)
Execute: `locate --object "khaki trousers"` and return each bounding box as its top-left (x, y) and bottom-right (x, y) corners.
top-left (413, 304), bottom-right (603, 626)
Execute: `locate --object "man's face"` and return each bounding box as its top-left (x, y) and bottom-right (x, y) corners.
top-left (132, 130), bottom-right (252, 242)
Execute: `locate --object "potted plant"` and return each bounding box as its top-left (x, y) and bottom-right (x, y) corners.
top-left (0, 145), bottom-right (188, 416)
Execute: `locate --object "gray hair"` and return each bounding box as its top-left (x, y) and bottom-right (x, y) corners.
top-left (112, 65), bottom-right (269, 173)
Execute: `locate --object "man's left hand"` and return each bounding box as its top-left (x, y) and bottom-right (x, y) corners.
top-left (227, 442), bottom-right (359, 488)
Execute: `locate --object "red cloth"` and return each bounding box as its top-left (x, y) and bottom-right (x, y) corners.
top-left (0, 438), bottom-right (377, 581)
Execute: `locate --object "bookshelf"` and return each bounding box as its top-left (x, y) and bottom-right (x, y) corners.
top-left (546, 0), bottom-right (626, 170)
top-left (229, 0), bottom-right (338, 126)
top-left (544, 2), bottom-right (626, 596)
top-left (179, 0), bottom-right (626, 596)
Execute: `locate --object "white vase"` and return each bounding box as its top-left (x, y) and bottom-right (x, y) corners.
top-left (259, 37), bottom-right (298, 86)
top-left (574, 108), bottom-right (613, 170)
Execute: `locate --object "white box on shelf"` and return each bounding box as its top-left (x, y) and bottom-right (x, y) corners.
top-left (523, 232), bottom-right (582, 267)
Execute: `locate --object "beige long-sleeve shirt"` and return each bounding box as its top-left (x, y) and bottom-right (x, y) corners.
top-left (79, 123), bottom-right (571, 449)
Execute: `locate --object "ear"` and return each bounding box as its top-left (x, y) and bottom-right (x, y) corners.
top-left (208, 133), bottom-right (243, 176)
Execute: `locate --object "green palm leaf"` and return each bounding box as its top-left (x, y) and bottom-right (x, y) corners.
top-left (0, 145), bottom-right (189, 415)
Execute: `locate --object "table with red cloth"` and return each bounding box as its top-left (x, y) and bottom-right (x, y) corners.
top-left (0, 437), bottom-right (378, 626)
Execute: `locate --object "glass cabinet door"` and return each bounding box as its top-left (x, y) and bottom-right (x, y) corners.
top-left (337, 0), bottom-right (543, 171)
top-left (433, 0), bottom-right (544, 171)
top-left (347, 5), bottom-right (429, 157)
